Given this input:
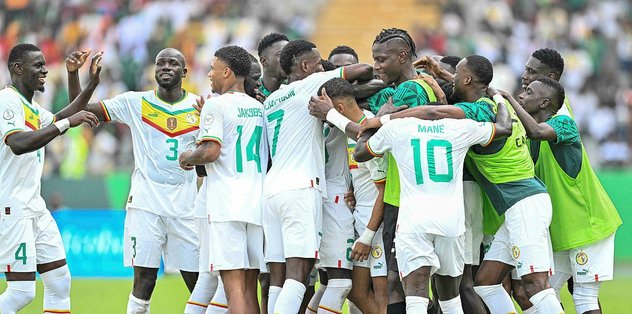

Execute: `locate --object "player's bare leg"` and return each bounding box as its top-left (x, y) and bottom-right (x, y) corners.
top-left (0, 272), bottom-right (36, 314)
top-left (267, 262), bottom-right (285, 313)
top-left (180, 270), bottom-right (199, 293)
top-left (388, 270), bottom-right (406, 309)
top-left (521, 271), bottom-right (563, 313)
top-left (347, 266), bottom-right (379, 314)
top-left (259, 272), bottom-right (270, 314)
top-left (245, 269), bottom-right (260, 313)
top-left (459, 265), bottom-right (486, 314)
top-left (435, 274), bottom-right (463, 313)
top-left (510, 278), bottom-right (533, 312)
top-left (38, 259), bottom-right (71, 314)
top-left (401, 266), bottom-right (431, 312)
top-left (221, 269), bottom-right (248, 313)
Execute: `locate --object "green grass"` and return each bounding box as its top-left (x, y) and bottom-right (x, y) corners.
top-left (3, 272), bottom-right (632, 313)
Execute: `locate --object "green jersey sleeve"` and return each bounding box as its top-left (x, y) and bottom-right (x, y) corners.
top-left (392, 81), bottom-right (429, 108)
top-left (454, 101), bottom-right (495, 122)
top-left (546, 115), bottom-right (580, 145)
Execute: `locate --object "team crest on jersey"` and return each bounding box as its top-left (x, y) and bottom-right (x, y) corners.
top-left (166, 117), bottom-right (178, 130)
top-left (204, 114), bottom-right (214, 128)
top-left (186, 113), bottom-right (198, 125)
top-left (575, 252), bottom-right (588, 265)
top-left (371, 245), bottom-right (383, 259)
top-left (3, 109), bottom-right (14, 120)
top-left (511, 245), bottom-right (520, 259)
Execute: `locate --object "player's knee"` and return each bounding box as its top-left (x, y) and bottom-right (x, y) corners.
top-left (41, 265), bottom-right (71, 297)
top-left (572, 282), bottom-right (600, 314)
top-left (520, 274), bottom-right (548, 298)
top-left (1, 281), bottom-right (37, 310)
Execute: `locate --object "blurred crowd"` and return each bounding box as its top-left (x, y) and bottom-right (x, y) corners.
top-left (0, 0), bottom-right (630, 179)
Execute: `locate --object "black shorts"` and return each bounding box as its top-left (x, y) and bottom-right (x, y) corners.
top-left (383, 203), bottom-right (399, 272)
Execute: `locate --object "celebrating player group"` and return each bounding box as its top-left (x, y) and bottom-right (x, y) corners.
top-left (0, 26), bottom-right (622, 314)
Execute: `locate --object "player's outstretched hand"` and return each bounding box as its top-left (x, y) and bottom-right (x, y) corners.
top-left (308, 88), bottom-right (334, 120)
top-left (375, 97), bottom-right (408, 117)
top-left (193, 95), bottom-right (206, 115)
top-left (65, 49), bottom-right (92, 73)
top-left (255, 89), bottom-right (267, 103)
top-left (344, 189), bottom-right (356, 210)
top-left (178, 151), bottom-right (195, 171)
top-left (351, 240), bottom-right (371, 262)
top-left (89, 51), bottom-right (104, 84)
top-left (358, 117), bottom-right (382, 137)
top-left (68, 110), bottom-right (99, 128)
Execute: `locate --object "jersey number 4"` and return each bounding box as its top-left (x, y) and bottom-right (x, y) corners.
top-left (411, 139), bottom-right (454, 184)
top-left (236, 125), bottom-right (263, 173)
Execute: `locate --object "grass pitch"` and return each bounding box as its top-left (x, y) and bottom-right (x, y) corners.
top-left (3, 266), bottom-right (632, 313)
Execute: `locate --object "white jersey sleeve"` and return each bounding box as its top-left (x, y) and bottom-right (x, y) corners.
top-left (198, 99), bottom-right (224, 145)
top-left (101, 92), bottom-right (135, 123)
top-left (366, 121), bottom-right (399, 157)
top-left (38, 106), bottom-right (54, 128)
top-left (459, 120), bottom-right (495, 148)
top-left (367, 156), bottom-right (387, 183)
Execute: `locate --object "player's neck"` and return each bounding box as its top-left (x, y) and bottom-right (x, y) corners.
top-left (463, 88), bottom-right (486, 103)
top-left (346, 108), bottom-right (364, 123)
top-left (533, 110), bottom-right (552, 124)
top-left (287, 72), bottom-right (306, 84)
top-left (262, 72), bottom-right (282, 92)
top-left (395, 66), bottom-right (416, 86)
top-left (10, 82), bottom-right (34, 103)
top-left (157, 86), bottom-right (184, 103)
top-left (220, 79), bottom-right (245, 95)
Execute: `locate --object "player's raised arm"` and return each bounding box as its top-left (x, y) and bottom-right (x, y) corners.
top-left (342, 63), bottom-right (374, 83)
top-left (54, 51), bottom-right (103, 121)
top-left (489, 92), bottom-right (513, 139)
top-left (353, 79), bottom-right (389, 99)
top-left (65, 49), bottom-right (92, 101)
top-left (360, 104), bottom-right (466, 133)
top-left (353, 128), bottom-right (379, 163)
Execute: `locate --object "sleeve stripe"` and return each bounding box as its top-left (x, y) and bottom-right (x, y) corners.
top-left (340, 66), bottom-right (346, 80)
top-left (365, 141), bottom-right (383, 157)
top-left (3, 129), bottom-right (23, 143)
top-left (482, 123), bottom-right (496, 147)
top-left (198, 136), bottom-right (222, 146)
top-left (99, 101), bottom-right (111, 122)
top-left (373, 178), bottom-right (386, 184)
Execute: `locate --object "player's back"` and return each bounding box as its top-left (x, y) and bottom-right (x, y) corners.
top-left (371, 118), bottom-right (494, 236)
top-left (262, 69), bottom-right (344, 198)
top-left (202, 92), bottom-right (268, 224)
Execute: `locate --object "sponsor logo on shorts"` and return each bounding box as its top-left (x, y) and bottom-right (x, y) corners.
top-left (483, 243), bottom-right (491, 253)
top-left (575, 252), bottom-right (588, 265)
top-left (128, 195), bottom-right (133, 203)
top-left (577, 268), bottom-right (591, 276)
top-left (374, 262), bottom-right (384, 270)
top-left (371, 245), bottom-right (383, 259)
top-left (517, 261), bottom-right (523, 270)
top-left (511, 245), bottom-right (520, 259)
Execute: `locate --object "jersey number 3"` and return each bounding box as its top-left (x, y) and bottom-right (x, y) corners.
top-left (411, 139), bottom-right (454, 184)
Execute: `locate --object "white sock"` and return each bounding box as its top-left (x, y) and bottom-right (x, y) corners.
top-left (522, 306), bottom-right (537, 314)
top-left (305, 284), bottom-right (326, 313)
top-left (268, 286), bottom-right (283, 314)
top-left (185, 272), bottom-right (219, 314)
top-left (207, 277), bottom-right (228, 313)
top-left (347, 301), bottom-right (362, 314)
top-left (474, 284), bottom-right (517, 313)
top-left (438, 295), bottom-right (464, 314)
top-left (0, 280), bottom-right (36, 314)
top-left (405, 296), bottom-right (429, 313)
top-left (273, 279), bottom-right (307, 314)
top-left (41, 265), bottom-right (71, 313)
top-left (317, 279), bottom-right (351, 314)
top-left (529, 288), bottom-right (564, 314)
top-left (127, 293), bottom-right (151, 314)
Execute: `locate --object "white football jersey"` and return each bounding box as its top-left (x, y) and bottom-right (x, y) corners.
top-left (262, 68), bottom-right (344, 198)
top-left (367, 118), bottom-right (494, 236)
top-left (348, 111), bottom-right (387, 226)
top-left (0, 86), bottom-right (54, 219)
top-left (198, 92), bottom-right (268, 225)
top-left (324, 124), bottom-right (351, 195)
top-left (101, 90), bottom-right (200, 218)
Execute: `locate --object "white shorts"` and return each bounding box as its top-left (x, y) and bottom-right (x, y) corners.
top-left (464, 181), bottom-right (484, 266)
top-left (124, 208), bottom-right (199, 272)
top-left (0, 212), bottom-right (66, 273)
top-left (353, 215), bottom-right (387, 277)
top-left (317, 194), bottom-right (354, 270)
top-left (484, 193), bottom-right (554, 278)
top-left (209, 221), bottom-right (264, 272)
top-left (263, 188), bottom-right (322, 262)
top-left (197, 218), bottom-right (210, 273)
top-left (551, 232), bottom-right (615, 284)
top-left (395, 232), bottom-right (465, 279)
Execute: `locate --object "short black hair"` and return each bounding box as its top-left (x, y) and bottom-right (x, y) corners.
top-left (465, 55), bottom-right (493, 85)
top-left (372, 28), bottom-right (416, 59)
top-left (318, 77), bottom-right (355, 99)
top-left (257, 32), bottom-right (290, 57)
top-left (8, 43), bottom-right (40, 68)
top-left (535, 76), bottom-right (565, 111)
top-left (532, 48), bottom-right (564, 79)
top-left (328, 45), bottom-right (358, 61)
top-left (321, 59), bottom-right (336, 71)
top-left (215, 45), bottom-right (251, 78)
top-left (249, 52), bottom-right (259, 64)
top-left (280, 39), bottom-right (317, 76)
top-left (440, 55), bottom-right (461, 69)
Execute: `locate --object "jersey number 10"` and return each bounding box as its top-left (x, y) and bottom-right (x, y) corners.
top-left (411, 139), bottom-right (454, 184)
